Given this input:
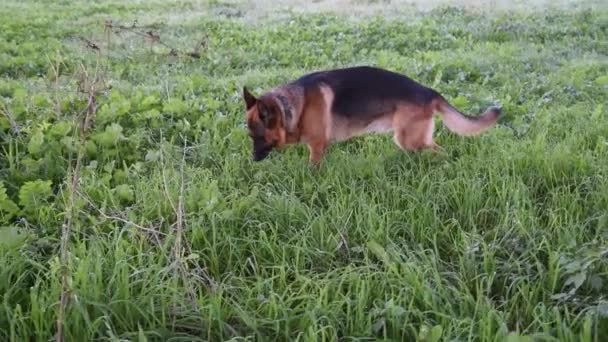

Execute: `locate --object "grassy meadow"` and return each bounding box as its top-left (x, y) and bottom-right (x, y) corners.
top-left (1, 0), bottom-right (607, 340)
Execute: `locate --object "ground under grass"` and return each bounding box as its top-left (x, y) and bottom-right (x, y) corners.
top-left (0, 0), bottom-right (607, 341)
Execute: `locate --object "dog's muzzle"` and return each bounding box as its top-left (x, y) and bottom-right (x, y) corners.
top-left (253, 150), bottom-right (270, 161)
top-left (253, 140), bottom-right (273, 161)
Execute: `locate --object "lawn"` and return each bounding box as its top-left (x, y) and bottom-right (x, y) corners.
top-left (0, 0), bottom-right (607, 341)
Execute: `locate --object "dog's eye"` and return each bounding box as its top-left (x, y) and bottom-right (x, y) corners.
top-left (259, 109), bottom-right (268, 121)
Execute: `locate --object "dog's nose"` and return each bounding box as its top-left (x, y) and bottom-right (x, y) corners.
top-left (253, 144), bottom-right (272, 161)
top-left (253, 151), bottom-right (267, 161)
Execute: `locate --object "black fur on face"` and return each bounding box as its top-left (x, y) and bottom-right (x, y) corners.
top-left (246, 119), bottom-right (270, 161)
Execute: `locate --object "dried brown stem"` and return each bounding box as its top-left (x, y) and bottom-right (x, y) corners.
top-left (103, 20), bottom-right (207, 59)
top-left (55, 56), bottom-right (102, 342)
top-left (76, 190), bottom-right (167, 239)
top-left (173, 137), bottom-right (186, 262)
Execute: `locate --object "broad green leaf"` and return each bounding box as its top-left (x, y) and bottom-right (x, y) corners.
top-left (452, 95), bottom-right (469, 109)
top-left (564, 271), bottom-right (586, 292)
top-left (94, 123), bottom-right (124, 147)
top-left (163, 98), bottom-right (188, 117)
top-left (12, 87), bottom-right (27, 101)
top-left (114, 184), bottom-right (134, 203)
top-left (504, 332), bottom-right (534, 342)
top-left (18, 179), bottom-right (53, 210)
top-left (145, 149), bottom-right (160, 162)
top-left (371, 318), bottom-right (385, 334)
top-left (367, 240), bottom-right (390, 266)
top-left (140, 94), bottom-right (160, 109)
top-left (0, 182), bottom-right (19, 223)
top-left (428, 325), bottom-right (443, 342)
top-left (594, 75), bottom-right (608, 86)
top-left (48, 121), bottom-right (72, 137)
top-left (27, 129), bottom-right (44, 155)
top-left (0, 226), bottom-right (27, 249)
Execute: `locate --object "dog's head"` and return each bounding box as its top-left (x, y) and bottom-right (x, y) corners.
top-left (243, 87), bottom-right (286, 161)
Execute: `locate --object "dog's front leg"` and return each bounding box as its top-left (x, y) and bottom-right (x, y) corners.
top-left (307, 140), bottom-right (327, 166)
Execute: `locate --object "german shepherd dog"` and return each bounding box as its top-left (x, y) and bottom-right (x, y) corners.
top-left (243, 66), bottom-right (501, 165)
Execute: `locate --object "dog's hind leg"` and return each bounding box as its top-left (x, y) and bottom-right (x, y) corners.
top-left (392, 105), bottom-right (439, 152)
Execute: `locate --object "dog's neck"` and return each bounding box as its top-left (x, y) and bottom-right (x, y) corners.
top-left (275, 93), bottom-right (294, 127)
top-left (269, 86), bottom-right (303, 136)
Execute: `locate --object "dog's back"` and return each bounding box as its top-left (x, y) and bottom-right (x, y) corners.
top-left (291, 66), bottom-right (439, 123)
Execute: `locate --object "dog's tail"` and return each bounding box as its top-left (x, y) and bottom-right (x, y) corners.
top-left (433, 96), bottom-right (501, 136)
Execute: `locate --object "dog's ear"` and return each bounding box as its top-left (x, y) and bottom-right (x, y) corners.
top-left (258, 101), bottom-right (272, 126)
top-left (243, 86), bottom-right (257, 110)
top-left (259, 101), bottom-right (281, 128)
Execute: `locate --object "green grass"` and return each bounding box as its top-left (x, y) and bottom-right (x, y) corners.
top-left (1, 0), bottom-right (607, 341)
